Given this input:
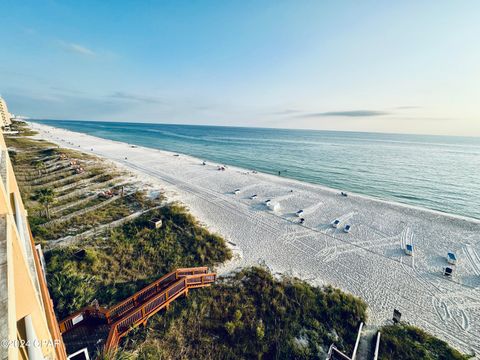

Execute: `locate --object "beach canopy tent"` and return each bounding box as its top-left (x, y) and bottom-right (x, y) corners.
top-left (405, 244), bottom-right (414, 256)
top-left (268, 202), bottom-right (280, 212)
top-left (447, 252), bottom-right (457, 265)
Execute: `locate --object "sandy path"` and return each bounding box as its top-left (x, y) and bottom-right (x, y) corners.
top-left (30, 122), bottom-right (480, 356)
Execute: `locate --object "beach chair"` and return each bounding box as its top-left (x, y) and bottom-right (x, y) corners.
top-left (444, 267), bottom-right (453, 277)
top-left (392, 309), bottom-right (402, 323)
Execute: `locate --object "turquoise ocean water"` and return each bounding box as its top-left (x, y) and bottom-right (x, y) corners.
top-left (33, 120), bottom-right (480, 220)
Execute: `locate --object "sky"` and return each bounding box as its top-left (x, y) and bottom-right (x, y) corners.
top-left (1, 0), bottom-right (479, 136)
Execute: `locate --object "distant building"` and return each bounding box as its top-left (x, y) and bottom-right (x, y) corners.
top-left (0, 97), bottom-right (13, 128)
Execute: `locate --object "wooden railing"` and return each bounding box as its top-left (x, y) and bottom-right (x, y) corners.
top-left (105, 267), bottom-right (208, 322)
top-left (104, 272), bottom-right (216, 350)
top-left (105, 271), bottom-right (177, 321)
top-left (58, 306), bottom-right (109, 333)
top-left (59, 267), bottom-right (216, 351)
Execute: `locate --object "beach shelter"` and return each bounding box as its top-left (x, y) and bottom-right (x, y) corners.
top-left (267, 202), bottom-right (279, 211)
top-left (405, 244), bottom-right (414, 256)
top-left (447, 252), bottom-right (457, 265)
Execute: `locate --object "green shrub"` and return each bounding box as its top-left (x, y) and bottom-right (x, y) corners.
top-left (121, 267), bottom-right (367, 360)
top-left (45, 205), bottom-right (232, 318)
top-left (378, 324), bottom-right (469, 360)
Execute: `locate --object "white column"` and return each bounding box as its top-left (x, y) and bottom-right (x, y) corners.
top-left (24, 314), bottom-right (45, 360)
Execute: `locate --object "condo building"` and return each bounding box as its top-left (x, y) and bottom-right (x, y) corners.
top-left (0, 97), bottom-right (12, 128)
top-left (0, 98), bottom-right (67, 360)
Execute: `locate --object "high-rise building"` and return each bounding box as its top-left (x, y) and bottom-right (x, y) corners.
top-left (0, 97), bottom-right (13, 128)
top-left (0, 99), bottom-right (67, 359)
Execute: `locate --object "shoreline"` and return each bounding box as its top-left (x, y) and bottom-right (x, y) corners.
top-left (29, 120), bottom-right (480, 223)
top-left (28, 121), bottom-right (480, 355)
top-left (28, 122), bottom-right (480, 225)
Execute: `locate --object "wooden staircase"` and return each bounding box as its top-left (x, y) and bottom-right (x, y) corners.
top-left (59, 267), bottom-right (215, 355)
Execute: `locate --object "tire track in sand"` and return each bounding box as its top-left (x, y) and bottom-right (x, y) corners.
top-left (464, 244), bottom-right (480, 276)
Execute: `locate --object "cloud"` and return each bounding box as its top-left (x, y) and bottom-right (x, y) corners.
top-left (300, 110), bottom-right (390, 118)
top-left (268, 109), bottom-right (301, 116)
top-left (50, 86), bottom-right (86, 95)
top-left (108, 91), bottom-right (163, 104)
top-left (3, 89), bottom-right (131, 119)
top-left (58, 41), bottom-right (95, 56)
top-left (394, 106), bottom-right (421, 110)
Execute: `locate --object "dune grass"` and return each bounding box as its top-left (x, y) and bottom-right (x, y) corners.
top-left (8, 120), bottom-right (39, 136)
top-left (45, 205), bottom-right (232, 318)
top-left (378, 324), bottom-right (470, 360)
top-left (115, 267), bottom-right (367, 360)
top-left (32, 191), bottom-right (153, 242)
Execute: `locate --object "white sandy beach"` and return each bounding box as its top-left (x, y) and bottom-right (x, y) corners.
top-left (30, 122), bottom-right (480, 355)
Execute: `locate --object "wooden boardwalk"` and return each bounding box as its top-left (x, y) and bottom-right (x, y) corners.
top-left (59, 267), bottom-right (216, 356)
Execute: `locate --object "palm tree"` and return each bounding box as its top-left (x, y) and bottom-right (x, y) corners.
top-left (36, 187), bottom-right (55, 219)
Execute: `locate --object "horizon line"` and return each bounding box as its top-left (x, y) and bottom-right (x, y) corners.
top-left (28, 118), bottom-right (480, 140)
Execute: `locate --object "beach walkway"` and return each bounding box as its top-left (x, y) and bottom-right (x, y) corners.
top-left (59, 267), bottom-right (216, 355)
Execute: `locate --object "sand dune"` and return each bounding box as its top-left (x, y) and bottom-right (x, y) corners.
top-left (30, 122), bottom-right (480, 355)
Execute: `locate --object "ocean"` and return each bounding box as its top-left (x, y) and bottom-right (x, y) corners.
top-left (32, 120), bottom-right (480, 220)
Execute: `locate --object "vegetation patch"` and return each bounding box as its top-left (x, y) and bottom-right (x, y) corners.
top-left (33, 191), bottom-right (152, 242)
top-left (53, 192), bottom-right (93, 209)
top-left (54, 195), bottom-right (105, 218)
top-left (7, 120), bottom-right (39, 136)
top-left (45, 205), bottom-right (232, 318)
top-left (116, 267), bottom-right (366, 360)
top-left (378, 324), bottom-right (470, 360)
